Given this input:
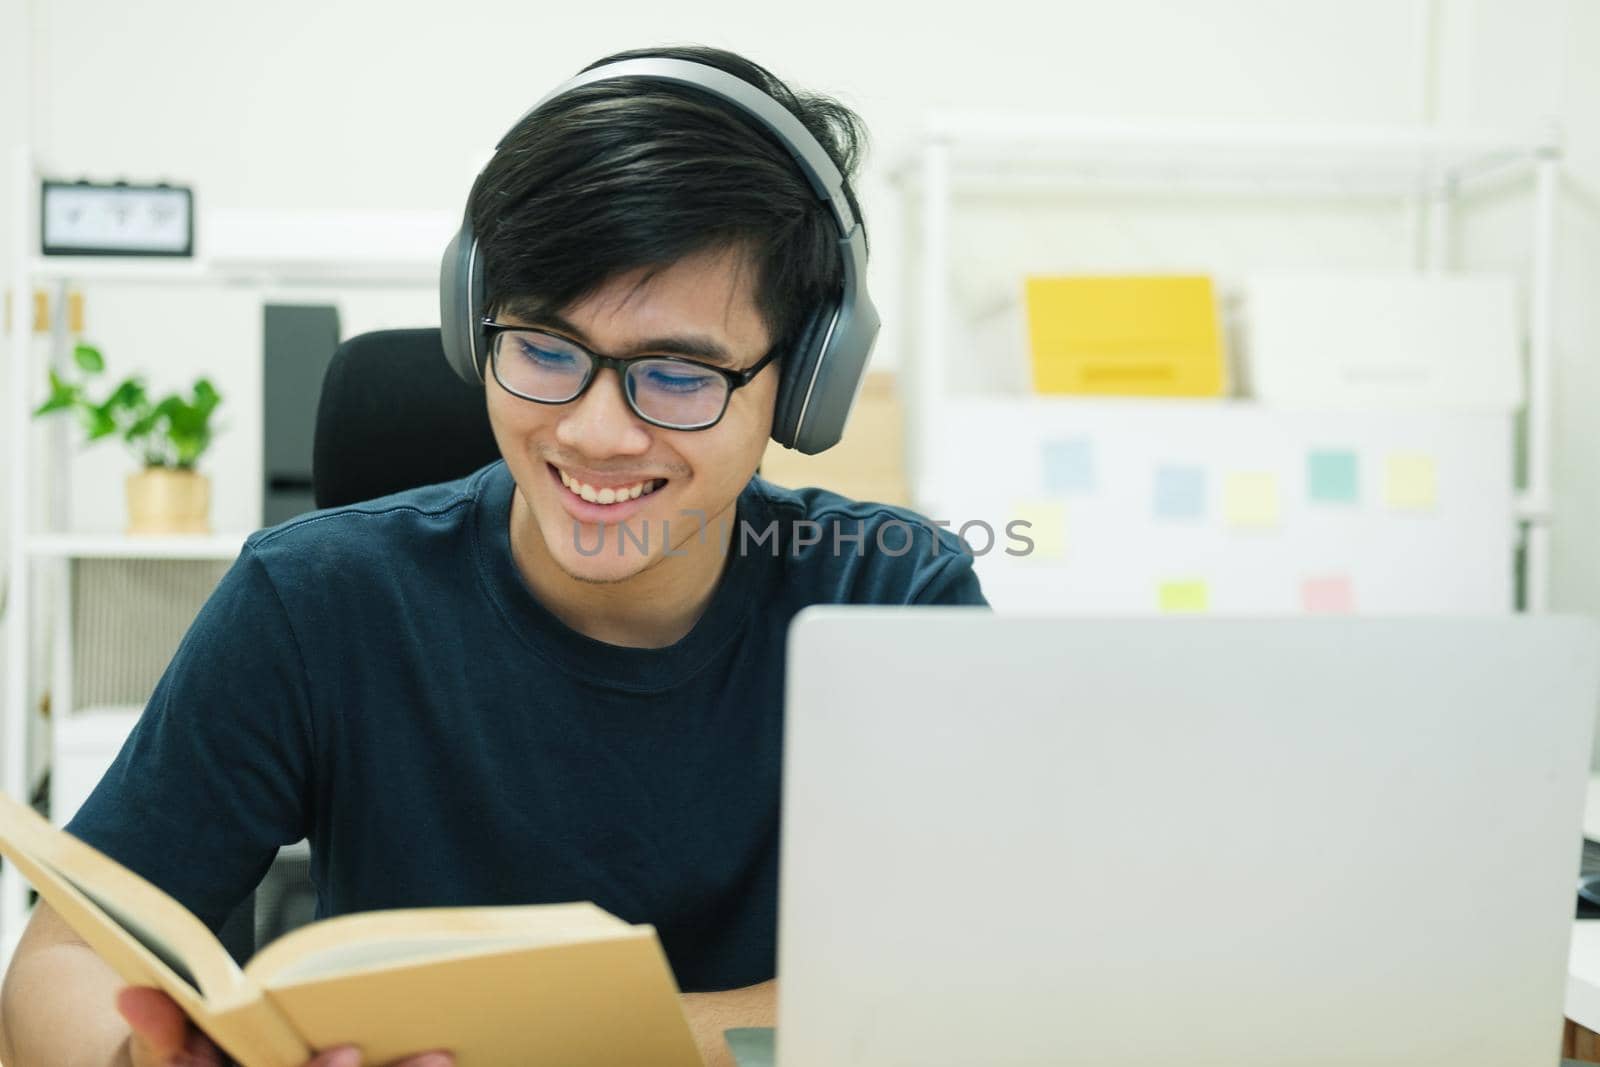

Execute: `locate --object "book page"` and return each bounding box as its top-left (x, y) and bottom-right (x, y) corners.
top-left (262, 934), bottom-right (543, 985)
top-left (245, 902), bottom-right (627, 986)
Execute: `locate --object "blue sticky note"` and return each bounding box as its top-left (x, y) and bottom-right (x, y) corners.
top-left (1153, 465), bottom-right (1206, 520)
top-left (1307, 449), bottom-right (1359, 504)
top-left (1042, 438), bottom-right (1095, 494)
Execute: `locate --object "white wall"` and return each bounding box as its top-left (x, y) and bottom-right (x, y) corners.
top-left (24, 0), bottom-right (1428, 212)
top-left (1432, 0), bottom-right (1600, 617)
top-left (1, 0), bottom-right (1594, 606)
top-left (1553, 4), bottom-right (1600, 619)
top-left (0, 0), bottom-right (30, 567)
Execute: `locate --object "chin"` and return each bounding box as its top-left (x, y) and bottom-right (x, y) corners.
top-left (534, 511), bottom-right (661, 584)
top-left (552, 543), bottom-right (660, 585)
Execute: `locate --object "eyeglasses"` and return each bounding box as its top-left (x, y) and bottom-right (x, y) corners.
top-left (483, 321), bottom-right (780, 432)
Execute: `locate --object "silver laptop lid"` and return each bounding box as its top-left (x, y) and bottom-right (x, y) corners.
top-left (779, 612), bottom-right (1598, 1067)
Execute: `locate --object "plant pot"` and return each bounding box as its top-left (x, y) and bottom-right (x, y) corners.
top-left (126, 468), bottom-right (211, 535)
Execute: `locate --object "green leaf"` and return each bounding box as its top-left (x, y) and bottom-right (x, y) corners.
top-left (105, 377), bottom-right (147, 410)
top-left (33, 370), bottom-right (80, 416)
top-left (72, 343), bottom-right (105, 375)
top-left (124, 407), bottom-right (163, 439)
top-left (193, 378), bottom-right (219, 409)
top-left (81, 405), bottom-right (118, 441)
top-left (146, 380), bottom-right (224, 467)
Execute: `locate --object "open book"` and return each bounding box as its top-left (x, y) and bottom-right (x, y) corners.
top-left (0, 790), bottom-right (704, 1066)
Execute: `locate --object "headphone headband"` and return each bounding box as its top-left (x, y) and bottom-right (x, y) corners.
top-left (509, 58), bottom-right (857, 234)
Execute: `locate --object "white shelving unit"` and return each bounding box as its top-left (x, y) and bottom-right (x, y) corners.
top-left (25, 533), bottom-right (251, 560)
top-left (2, 146), bottom-right (448, 956)
top-left (894, 114), bottom-right (1560, 611)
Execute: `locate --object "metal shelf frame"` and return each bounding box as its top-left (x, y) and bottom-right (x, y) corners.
top-left (895, 113), bottom-right (1561, 614)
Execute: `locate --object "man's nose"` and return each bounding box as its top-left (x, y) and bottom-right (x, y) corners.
top-left (554, 368), bottom-right (653, 456)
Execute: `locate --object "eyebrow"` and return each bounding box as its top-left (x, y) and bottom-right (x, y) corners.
top-left (511, 309), bottom-right (740, 369)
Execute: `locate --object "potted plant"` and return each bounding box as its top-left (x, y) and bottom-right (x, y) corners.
top-left (34, 341), bottom-right (224, 535)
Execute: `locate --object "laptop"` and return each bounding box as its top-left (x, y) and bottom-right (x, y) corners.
top-left (777, 611), bottom-right (1599, 1067)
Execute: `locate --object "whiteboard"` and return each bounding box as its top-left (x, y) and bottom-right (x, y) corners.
top-left (925, 397), bottom-right (1513, 615)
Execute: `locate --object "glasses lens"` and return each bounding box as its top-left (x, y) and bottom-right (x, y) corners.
top-left (626, 359), bottom-right (730, 429)
top-left (493, 330), bottom-right (590, 401)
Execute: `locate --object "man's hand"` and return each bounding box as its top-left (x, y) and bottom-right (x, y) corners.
top-left (116, 987), bottom-right (454, 1067)
top-left (679, 980), bottom-right (776, 1067)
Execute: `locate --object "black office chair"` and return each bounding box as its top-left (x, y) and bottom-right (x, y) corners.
top-left (312, 327), bottom-right (501, 509)
top-left (220, 329), bottom-right (501, 963)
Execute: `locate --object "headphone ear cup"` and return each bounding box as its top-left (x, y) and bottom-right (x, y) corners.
top-left (439, 222), bottom-right (488, 385)
top-left (770, 304), bottom-right (835, 449)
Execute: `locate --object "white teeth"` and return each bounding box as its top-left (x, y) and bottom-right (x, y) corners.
top-left (556, 467), bottom-right (661, 505)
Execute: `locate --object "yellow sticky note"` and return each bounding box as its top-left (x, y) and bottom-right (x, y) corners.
top-left (1385, 453), bottom-right (1437, 511)
top-left (1224, 472), bottom-right (1280, 527)
top-left (1008, 501), bottom-right (1066, 562)
top-left (1159, 580), bottom-right (1209, 613)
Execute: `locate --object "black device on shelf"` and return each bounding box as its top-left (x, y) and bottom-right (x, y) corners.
top-left (1579, 839), bottom-right (1600, 919)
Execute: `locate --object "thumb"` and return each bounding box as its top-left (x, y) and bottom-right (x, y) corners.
top-left (115, 986), bottom-right (190, 1058)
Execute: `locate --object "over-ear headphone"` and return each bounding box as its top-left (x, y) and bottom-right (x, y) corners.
top-left (439, 57), bottom-right (879, 455)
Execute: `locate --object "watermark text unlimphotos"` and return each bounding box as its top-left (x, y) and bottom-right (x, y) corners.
top-left (567, 510), bottom-right (1038, 558)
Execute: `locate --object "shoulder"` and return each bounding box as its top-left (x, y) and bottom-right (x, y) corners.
top-left (241, 462), bottom-right (499, 594)
top-left (749, 477), bottom-right (964, 555)
top-left (745, 477), bottom-right (986, 606)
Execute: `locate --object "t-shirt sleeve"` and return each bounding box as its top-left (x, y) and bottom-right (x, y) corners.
top-left (66, 544), bottom-right (315, 933)
top-left (909, 549), bottom-right (990, 607)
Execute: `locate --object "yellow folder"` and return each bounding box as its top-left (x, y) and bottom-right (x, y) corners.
top-left (1025, 275), bottom-right (1226, 397)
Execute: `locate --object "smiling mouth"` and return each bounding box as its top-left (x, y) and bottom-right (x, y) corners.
top-left (549, 463), bottom-right (668, 506)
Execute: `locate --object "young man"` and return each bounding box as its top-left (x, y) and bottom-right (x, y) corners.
top-left (0, 45), bottom-right (984, 1067)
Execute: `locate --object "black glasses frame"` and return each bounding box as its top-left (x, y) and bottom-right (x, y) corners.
top-left (482, 320), bottom-right (781, 431)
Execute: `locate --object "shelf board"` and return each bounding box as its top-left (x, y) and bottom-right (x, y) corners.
top-left (26, 257), bottom-right (212, 283)
top-left (893, 116), bottom-right (1558, 196)
top-left (923, 113), bottom-right (1554, 157)
top-left (25, 532), bottom-right (249, 560)
top-left (25, 256), bottom-right (436, 287)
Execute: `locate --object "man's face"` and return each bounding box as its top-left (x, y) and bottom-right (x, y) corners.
top-left (486, 245), bottom-right (778, 585)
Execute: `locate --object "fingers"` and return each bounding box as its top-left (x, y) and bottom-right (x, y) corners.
top-left (112, 992), bottom-right (453, 1067)
top-left (384, 1053), bottom-right (454, 1067)
top-left (116, 987), bottom-right (190, 1058)
top-left (183, 1027), bottom-right (228, 1067)
top-left (307, 1049), bottom-right (452, 1067)
top-left (306, 1047), bottom-right (362, 1067)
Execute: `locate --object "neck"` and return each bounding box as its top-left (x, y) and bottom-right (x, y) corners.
top-left (508, 488), bottom-right (737, 649)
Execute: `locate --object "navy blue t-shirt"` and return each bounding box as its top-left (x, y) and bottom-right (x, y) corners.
top-left (68, 461), bottom-right (985, 991)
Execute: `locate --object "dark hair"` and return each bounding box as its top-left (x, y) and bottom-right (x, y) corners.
top-left (468, 45), bottom-right (868, 354)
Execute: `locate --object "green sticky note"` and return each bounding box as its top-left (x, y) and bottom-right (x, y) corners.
top-left (1159, 580), bottom-right (1209, 613)
top-left (1010, 500), bottom-right (1067, 561)
top-left (1385, 453), bottom-right (1437, 511)
top-left (1224, 472), bottom-right (1279, 527)
top-left (1307, 449), bottom-right (1359, 504)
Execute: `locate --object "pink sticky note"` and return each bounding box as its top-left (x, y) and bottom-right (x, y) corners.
top-left (1301, 576), bottom-right (1354, 615)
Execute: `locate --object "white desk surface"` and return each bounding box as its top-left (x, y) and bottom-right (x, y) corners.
top-left (1567, 775), bottom-right (1600, 1030)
